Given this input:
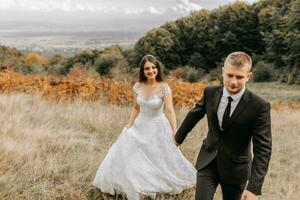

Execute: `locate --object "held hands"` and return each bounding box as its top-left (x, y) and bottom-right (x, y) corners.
top-left (241, 190), bottom-right (258, 200)
top-left (172, 133), bottom-right (180, 147)
top-left (124, 124), bottom-right (133, 130)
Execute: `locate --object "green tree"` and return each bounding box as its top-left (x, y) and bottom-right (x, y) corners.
top-left (134, 27), bottom-right (175, 68)
top-left (95, 45), bottom-right (127, 75)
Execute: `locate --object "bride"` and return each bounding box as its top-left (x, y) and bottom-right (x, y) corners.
top-left (93, 54), bottom-right (196, 200)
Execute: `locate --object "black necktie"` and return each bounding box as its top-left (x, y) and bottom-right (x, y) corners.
top-left (222, 96), bottom-right (233, 130)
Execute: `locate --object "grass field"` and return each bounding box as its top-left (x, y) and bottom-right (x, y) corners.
top-left (0, 90), bottom-right (299, 200)
top-left (247, 82), bottom-right (300, 103)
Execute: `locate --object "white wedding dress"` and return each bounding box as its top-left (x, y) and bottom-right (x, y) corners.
top-left (93, 82), bottom-right (196, 200)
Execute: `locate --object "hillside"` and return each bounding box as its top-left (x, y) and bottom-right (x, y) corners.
top-left (0, 93), bottom-right (299, 199)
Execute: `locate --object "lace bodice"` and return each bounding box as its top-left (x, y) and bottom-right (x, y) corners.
top-left (133, 82), bottom-right (171, 118)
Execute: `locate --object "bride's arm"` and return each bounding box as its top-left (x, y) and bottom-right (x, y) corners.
top-left (125, 96), bottom-right (140, 128)
top-left (164, 91), bottom-right (177, 136)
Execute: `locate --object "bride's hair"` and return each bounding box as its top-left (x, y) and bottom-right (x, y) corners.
top-left (139, 54), bottom-right (163, 82)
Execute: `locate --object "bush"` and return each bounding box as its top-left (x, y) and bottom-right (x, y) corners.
top-left (186, 70), bottom-right (198, 82)
top-left (287, 67), bottom-right (300, 85)
top-left (94, 45), bottom-right (127, 76)
top-left (252, 61), bottom-right (273, 82)
top-left (108, 64), bottom-right (132, 82)
top-left (48, 64), bottom-right (66, 75)
top-left (25, 53), bottom-right (49, 66)
top-left (184, 66), bottom-right (200, 83)
top-left (49, 54), bottom-right (65, 65)
top-left (67, 64), bottom-right (90, 78)
top-left (26, 63), bottom-right (47, 74)
top-left (208, 67), bottom-right (222, 82)
top-left (168, 66), bottom-right (206, 82)
top-left (169, 67), bottom-right (187, 80)
top-left (95, 53), bottom-right (122, 75)
top-left (294, 74), bottom-right (300, 85)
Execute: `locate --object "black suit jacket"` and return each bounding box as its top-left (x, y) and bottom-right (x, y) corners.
top-left (175, 85), bottom-right (272, 195)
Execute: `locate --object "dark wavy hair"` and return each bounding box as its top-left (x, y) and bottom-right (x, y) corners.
top-left (139, 54), bottom-right (163, 82)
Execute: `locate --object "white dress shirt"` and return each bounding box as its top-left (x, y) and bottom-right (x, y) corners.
top-left (217, 86), bottom-right (246, 130)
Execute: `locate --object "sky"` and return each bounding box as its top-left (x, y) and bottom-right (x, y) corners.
top-left (0, 0), bottom-right (257, 32)
top-left (0, 0), bottom-right (257, 14)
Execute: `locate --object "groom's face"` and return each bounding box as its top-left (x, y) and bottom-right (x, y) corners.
top-left (222, 63), bottom-right (251, 95)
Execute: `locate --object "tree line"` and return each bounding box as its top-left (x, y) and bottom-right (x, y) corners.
top-left (133, 0), bottom-right (299, 84)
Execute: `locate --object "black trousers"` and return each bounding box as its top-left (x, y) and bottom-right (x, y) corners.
top-left (195, 158), bottom-right (247, 200)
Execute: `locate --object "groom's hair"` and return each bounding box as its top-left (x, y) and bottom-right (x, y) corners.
top-left (224, 51), bottom-right (252, 71)
top-left (139, 54), bottom-right (163, 82)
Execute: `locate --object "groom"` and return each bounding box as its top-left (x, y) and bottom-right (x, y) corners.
top-left (174, 51), bottom-right (272, 200)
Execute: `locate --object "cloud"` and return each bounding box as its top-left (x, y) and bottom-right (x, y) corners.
top-left (0, 0), bottom-right (109, 12)
top-left (178, 0), bottom-right (202, 11)
top-left (123, 7), bottom-right (165, 15)
top-left (0, 0), bottom-right (202, 15)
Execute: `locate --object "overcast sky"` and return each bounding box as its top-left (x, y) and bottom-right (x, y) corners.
top-left (0, 0), bottom-right (257, 13)
top-left (0, 0), bottom-right (257, 32)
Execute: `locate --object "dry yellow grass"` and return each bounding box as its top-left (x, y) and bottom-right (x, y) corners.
top-left (0, 93), bottom-right (299, 200)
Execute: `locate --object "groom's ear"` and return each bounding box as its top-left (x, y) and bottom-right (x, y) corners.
top-left (247, 72), bottom-right (253, 81)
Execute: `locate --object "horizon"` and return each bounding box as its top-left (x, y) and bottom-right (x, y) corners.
top-left (0, 0), bottom-right (257, 32)
top-left (0, 0), bottom-right (257, 54)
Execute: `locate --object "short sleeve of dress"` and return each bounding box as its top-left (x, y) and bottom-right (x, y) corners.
top-left (158, 85), bottom-right (171, 97)
top-left (133, 82), bottom-right (140, 94)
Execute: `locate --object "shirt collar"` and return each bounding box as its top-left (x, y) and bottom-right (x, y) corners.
top-left (223, 86), bottom-right (246, 102)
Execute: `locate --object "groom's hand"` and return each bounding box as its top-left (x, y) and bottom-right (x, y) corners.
top-left (241, 190), bottom-right (258, 200)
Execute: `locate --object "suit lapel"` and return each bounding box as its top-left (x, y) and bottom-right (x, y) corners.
top-left (213, 86), bottom-right (223, 114)
top-left (212, 86), bottom-right (223, 131)
top-left (222, 88), bottom-right (251, 131)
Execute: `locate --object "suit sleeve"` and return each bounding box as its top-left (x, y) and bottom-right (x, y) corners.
top-left (247, 102), bottom-right (272, 195)
top-left (175, 88), bottom-right (207, 144)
